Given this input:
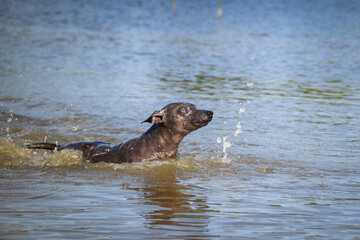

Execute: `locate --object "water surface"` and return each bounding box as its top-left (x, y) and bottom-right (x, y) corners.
top-left (1, 0), bottom-right (360, 239)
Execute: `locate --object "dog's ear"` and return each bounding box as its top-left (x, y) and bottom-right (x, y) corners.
top-left (142, 110), bottom-right (164, 124)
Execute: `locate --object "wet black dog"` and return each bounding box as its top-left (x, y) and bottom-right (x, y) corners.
top-left (26, 102), bottom-right (213, 164)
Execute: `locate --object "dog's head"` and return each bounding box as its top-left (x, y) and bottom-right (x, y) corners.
top-left (143, 102), bottom-right (213, 134)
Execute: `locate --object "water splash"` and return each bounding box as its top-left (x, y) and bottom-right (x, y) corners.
top-left (234, 122), bottom-right (242, 136)
top-left (0, 138), bottom-right (31, 160)
top-left (217, 135), bottom-right (232, 163)
top-left (42, 149), bottom-right (83, 167)
top-left (215, 101), bottom-right (248, 163)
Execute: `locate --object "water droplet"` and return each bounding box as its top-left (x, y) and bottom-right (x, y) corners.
top-left (234, 122), bottom-right (242, 136)
top-left (221, 135), bottom-right (232, 163)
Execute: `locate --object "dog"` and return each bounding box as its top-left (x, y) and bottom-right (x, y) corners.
top-left (26, 102), bottom-right (213, 164)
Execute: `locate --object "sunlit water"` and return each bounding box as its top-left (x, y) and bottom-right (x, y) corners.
top-left (1, 0), bottom-right (360, 239)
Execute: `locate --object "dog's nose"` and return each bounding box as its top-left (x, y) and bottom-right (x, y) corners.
top-left (206, 111), bottom-right (213, 117)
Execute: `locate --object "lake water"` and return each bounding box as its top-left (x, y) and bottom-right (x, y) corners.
top-left (1, 0), bottom-right (360, 239)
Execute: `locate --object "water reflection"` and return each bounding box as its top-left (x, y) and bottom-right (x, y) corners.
top-left (128, 172), bottom-right (215, 238)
